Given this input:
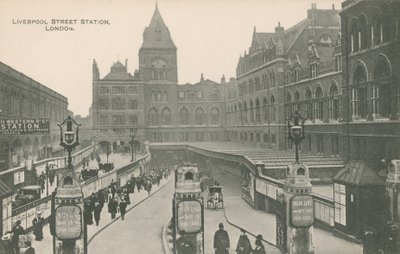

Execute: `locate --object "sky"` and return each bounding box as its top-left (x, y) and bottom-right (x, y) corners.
top-left (0, 0), bottom-right (342, 116)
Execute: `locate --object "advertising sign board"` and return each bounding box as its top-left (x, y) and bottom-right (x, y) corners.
top-left (177, 200), bottom-right (202, 233)
top-left (290, 195), bottom-right (314, 227)
top-left (55, 205), bottom-right (82, 239)
top-left (0, 118), bottom-right (50, 135)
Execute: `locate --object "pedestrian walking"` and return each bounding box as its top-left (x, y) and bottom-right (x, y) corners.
top-left (6, 220), bottom-right (24, 254)
top-left (48, 169), bottom-right (55, 186)
top-left (32, 211), bottom-right (45, 241)
top-left (252, 235), bottom-right (265, 254)
top-left (147, 181), bottom-right (152, 195)
top-left (37, 175), bottom-right (45, 194)
top-left (119, 198), bottom-right (127, 220)
top-left (94, 203), bottom-right (102, 226)
top-left (236, 229), bottom-right (252, 254)
top-left (213, 223), bottom-right (230, 254)
top-left (108, 198), bottom-right (118, 219)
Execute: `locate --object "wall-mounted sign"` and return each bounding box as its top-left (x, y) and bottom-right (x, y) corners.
top-left (290, 195), bottom-right (314, 228)
top-left (55, 205), bottom-right (82, 239)
top-left (0, 118), bottom-right (50, 135)
top-left (177, 200), bottom-right (202, 233)
top-left (13, 171), bottom-right (25, 185)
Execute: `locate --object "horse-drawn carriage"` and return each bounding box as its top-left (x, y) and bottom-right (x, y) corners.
top-left (206, 185), bottom-right (224, 210)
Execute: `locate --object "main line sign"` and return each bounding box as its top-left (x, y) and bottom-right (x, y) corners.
top-left (55, 205), bottom-right (82, 239)
top-left (290, 195), bottom-right (314, 228)
top-left (0, 118), bottom-right (50, 135)
top-left (176, 200), bottom-right (202, 233)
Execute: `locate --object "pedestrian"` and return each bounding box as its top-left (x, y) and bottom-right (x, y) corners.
top-left (213, 223), bottom-right (230, 254)
top-left (7, 220), bottom-right (24, 254)
top-left (37, 175), bottom-right (45, 194)
top-left (24, 241), bottom-right (35, 254)
top-left (236, 229), bottom-right (252, 254)
top-left (147, 181), bottom-right (152, 195)
top-left (48, 169), bottom-right (55, 186)
top-left (119, 198), bottom-right (127, 220)
top-left (94, 202), bottom-right (102, 226)
top-left (108, 198), bottom-right (118, 219)
top-left (32, 211), bottom-right (45, 241)
top-left (84, 202), bottom-right (93, 225)
top-left (252, 235), bottom-right (266, 254)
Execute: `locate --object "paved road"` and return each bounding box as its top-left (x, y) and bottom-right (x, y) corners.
top-left (89, 179), bottom-right (174, 254)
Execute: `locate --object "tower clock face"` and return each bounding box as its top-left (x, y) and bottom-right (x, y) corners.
top-left (152, 59), bottom-right (166, 68)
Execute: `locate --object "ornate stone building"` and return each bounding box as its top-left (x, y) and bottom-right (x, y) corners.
top-left (0, 62), bottom-right (69, 170)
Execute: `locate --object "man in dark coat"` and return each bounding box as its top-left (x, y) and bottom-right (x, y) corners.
top-left (8, 220), bottom-right (24, 254)
top-left (48, 169), bottom-right (55, 186)
top-left (32, 211), bottom-right (45, 240)
top-left (93, 202), bottom-right (102, 226)
top-left (119, 198), bottom-right (127, 220)
top-left (214, 223), bottom-right (230, 254)
top-left (252, 235), bottom-right (266, 254)
top-left (108, 198), bottom-right (118, 219)
top-left (236, 229), bottom-right (252, 254)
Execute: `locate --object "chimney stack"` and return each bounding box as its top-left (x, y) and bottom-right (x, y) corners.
top-left (221, 75), bottom-right (226, 84)
top-left (200, 73), bottom-right (204, 82)
top-left (332, 4), bottom-right (335, 10)
top-left (311, 3), bottom-right (317, 9)
top-left (125, 59), bottom-right (128, 70)
top-left (275, 22), bottom-right (284, 33)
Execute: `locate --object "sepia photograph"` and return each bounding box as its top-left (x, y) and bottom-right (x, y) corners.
top-left (0, 0), bottom-right (399, 253)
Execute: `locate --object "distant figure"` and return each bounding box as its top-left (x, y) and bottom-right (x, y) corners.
top-left (252, 235), bottom-right (265, 254)
top-left (236, 229), bottom-right (252, 254)
top-left (214, 223), bottom-right (230, 254)
top-left (32, 211), bottom-right (45, 241)
top-left (94, 203), bottom-right (102, 226)
top-left (48, 169), bottom-right (55, 186)
top-left (119, 198), bottom-right (127, 220)
top-left (108, 198), bottom-right (118, 219)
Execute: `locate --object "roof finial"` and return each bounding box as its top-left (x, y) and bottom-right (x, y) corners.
top-left (155, 0), bottom-right (158, 10)
top-left (254, 26), bottom-right (256, 33)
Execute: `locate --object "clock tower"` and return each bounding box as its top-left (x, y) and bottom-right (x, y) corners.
top-left (139, 4), bottom-right (177, 83)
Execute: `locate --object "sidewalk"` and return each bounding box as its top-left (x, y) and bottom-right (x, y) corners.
top-left (223, 196), bottom-right (363, 254)
top-left (28, 171), bottom-right (171, 254)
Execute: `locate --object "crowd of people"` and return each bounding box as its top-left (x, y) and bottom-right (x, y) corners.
top-left (214, 223), bottom-right (266, 254)
top-left (82, 166), bottom-right (170, 226)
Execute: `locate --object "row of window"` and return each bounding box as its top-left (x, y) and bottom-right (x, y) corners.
top-left (98, 98), bottom-right (138, 110)
top-left (99, 115), bottom-right (138, 126)
top-left (99, 86), bottom-right (138, 94)
top-left (238, 70), bottom-right (277, 96)
top-left (178, 91), bottom-right (221, 101)
top-left (148, 107), bottom-right (221, 126)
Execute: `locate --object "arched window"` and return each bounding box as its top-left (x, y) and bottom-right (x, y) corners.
top-left (255, 99), bottom-right (261, 123)
top-left (195, 108), bottom-right (205, 125)
top-left (148, 108), bottom-right (158, 126)
top-left (210, 107), bottom-right (220, 125)
top-left (112, 97), bottom-right (125, 110)
top-left (179, 107), bottom-right (189, 125)
top-left (157, 92), bottom-right (162, 102)
top-left (243, 101), bottom-right (248, 123)
top-left (263, 97), bottom-right (268, 123)
top-left (329, 83), bottom-right (340, 120)
top-left (161, 108), bottom-right (171, 125)
top-left (129, 99), bottom-right (138, 110)
top-left (269, 95), bottom-right (276, 123)
top-left (372, 56), bottom-right (392, 117)
top-left (314, 87), bottom-right (323, 121)
top-left (305, 89), bottom-right (313, 120)
top-left (99, 98), bottom-right (109, 110)
top-left (358, 14), bottom-right (368, 50)
top-left (350, 18), bottom-right (359, 52)
top-left (210, 93), bottom-right (219, 101)
top-left (352, 64), bottom-right (368, 118)
top-left (250, 100), bottom-right (254, 123)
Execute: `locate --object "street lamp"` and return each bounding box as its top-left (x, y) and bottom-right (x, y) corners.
top-left (131, 132), bottom-right (136, 162)
top-left (287, 111), bottom-right (305, 163)
top-left (58, 116), bottom-right (81, 171)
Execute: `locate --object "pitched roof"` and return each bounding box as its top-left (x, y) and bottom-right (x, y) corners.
top-left (333, 161), bottom-right (385, 186)
top-left (193, 79), bottom-right (220, 86)
top-left (0, 179), bottom-right (12, 197)
top-left (103, 61), bottom-right (134, 80)
top-left (141, 5), bottom-right (176, 49)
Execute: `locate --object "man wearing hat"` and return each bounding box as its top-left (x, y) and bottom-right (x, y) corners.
top-left (236, 228), bottom-right (252, 254)
top-left (32, 211), bottom-right (45, 241)
top-left (6, 220), bottom-right (25, 254)
top-left (253, 234), bottom-right (266, 254)
top-left (213, 223), bottom-right (230, 254)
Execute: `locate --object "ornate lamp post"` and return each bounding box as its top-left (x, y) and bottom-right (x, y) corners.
top-left (131, 132), bottom-right (136, 162)
top-left (58, 116), bottom-right (81, 171)
top-left (287, 111), bottom-right (305, 163)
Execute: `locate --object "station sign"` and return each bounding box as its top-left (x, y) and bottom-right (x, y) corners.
top-left (176, 200), bottom-right (202, 233)
top-left (55, 205), bottom-right (82, 239)
top-left (290, 195), bottom-right (314, 228)
top-left (0, 118), bottom-right (50, 135)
